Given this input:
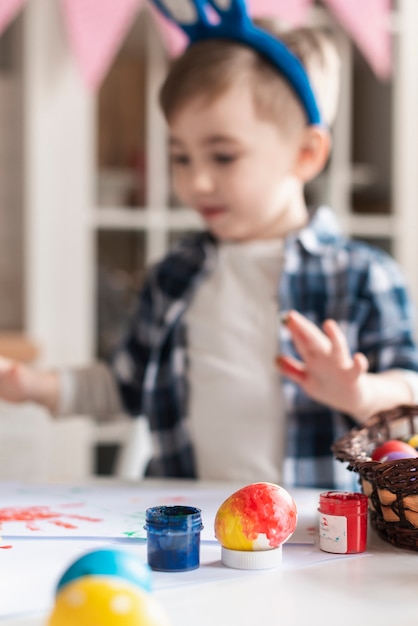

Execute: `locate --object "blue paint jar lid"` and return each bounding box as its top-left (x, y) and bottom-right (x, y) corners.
top-left (144, 505), bottom-right (203, 533)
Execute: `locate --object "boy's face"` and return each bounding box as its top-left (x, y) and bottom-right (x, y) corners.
top-left (168, 81), bottom-right (307, 241)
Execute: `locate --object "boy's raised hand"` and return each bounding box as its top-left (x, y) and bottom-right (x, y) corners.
top-left (0, 356), bottom-right (59, 413)
top-left (276, 310), bottom-right (370, 419)
top-left (0, 357), bottom-right (38, 403)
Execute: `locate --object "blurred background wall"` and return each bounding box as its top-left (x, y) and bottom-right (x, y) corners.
top-left (1, 0), bottom-right (417, 368)
top-left (0, 0), bottom-right (418, 477)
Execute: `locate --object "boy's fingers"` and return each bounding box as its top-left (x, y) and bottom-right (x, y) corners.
top-left (322, 319), bottom-right (351, 365)
top-left (283, 310), bottom-right (330, 358)
top-left (0, 357), bottom-right (15, 375)
top-left (352, 352), bottom-right (369, 377)
top-left (275, 354), bottom-right (307, 381)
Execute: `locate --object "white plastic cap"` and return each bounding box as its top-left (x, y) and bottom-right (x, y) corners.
top-left (221, 545), bottom-right (282, 570)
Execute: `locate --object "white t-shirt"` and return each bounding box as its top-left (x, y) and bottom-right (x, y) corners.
top-left (185, 239), bottom-right (285, 482)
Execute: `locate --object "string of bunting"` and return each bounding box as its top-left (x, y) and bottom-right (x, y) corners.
top-left (0, 0), bottom-right (392, 90)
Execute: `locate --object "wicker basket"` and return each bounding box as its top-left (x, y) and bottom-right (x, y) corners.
top-left (332, 405), bottom-right (418, 551)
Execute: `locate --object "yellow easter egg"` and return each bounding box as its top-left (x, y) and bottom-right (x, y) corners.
top-left (408, 434), bottom-right (418, 449)
top-left (48, 577), bottom-right (171, 626)
top-left (215, 482), bottom-right (297, 551)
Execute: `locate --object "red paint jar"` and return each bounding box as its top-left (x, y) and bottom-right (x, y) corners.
top-left (318, 491), bottom-right (368, 554)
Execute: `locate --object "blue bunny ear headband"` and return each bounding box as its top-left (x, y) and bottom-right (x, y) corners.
top-left (150, 0), bottom-right (322, 125)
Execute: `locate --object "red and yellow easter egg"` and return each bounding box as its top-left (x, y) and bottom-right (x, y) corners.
top-left (48, 577), bottom-right (171, 626)
top-left (214, 482), bottom-right (297, 551)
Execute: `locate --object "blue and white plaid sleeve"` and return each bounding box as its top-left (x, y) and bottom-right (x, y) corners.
top-left (352, 243), bottom-right (418, 373)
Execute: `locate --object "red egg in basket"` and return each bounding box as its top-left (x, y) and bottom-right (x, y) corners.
top-left (371, 439), bottom-right (418, 462)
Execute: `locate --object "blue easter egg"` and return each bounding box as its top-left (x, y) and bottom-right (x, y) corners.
top-left (56, 548), bottom-right (152, 595)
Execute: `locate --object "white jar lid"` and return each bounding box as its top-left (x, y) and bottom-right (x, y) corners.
top-left (221, 545), bottom-right (282, 570)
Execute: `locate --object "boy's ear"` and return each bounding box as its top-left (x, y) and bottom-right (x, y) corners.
top-left (292, 126), bottom-right (331, 183)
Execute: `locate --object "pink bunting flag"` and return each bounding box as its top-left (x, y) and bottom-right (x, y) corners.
top-left (324, 0), bottom-right (392, 80)
top-left (248, 0), bottom-right (313, 27)
top-left (60, 0), bottom-right (142, 90)
top-left (0, 0), bottom-right (26, 36)
top-left (149, 5), bottom-right (188, 58)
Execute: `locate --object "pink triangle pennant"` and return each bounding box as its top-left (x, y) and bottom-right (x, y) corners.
top-left (324, 0), bottom-right (392, 80)
top-left (248, 0), bottom-right (313, 27)
top-left (149, 5), bottom-right (188, 58)
top-left (0, 0), bottom-right (26, 36)
top-left (60, 0), bottom-right (143, 90)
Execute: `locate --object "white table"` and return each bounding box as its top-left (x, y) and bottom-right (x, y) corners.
top-left (1, 479), bottom-right (417, 626)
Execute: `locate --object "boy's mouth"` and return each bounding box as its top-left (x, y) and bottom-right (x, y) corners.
top-left (199, 206), bottom-right (227, 219)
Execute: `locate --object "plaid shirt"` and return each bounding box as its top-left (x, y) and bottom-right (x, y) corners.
top-left (112, 206), bottom-right (418, 488)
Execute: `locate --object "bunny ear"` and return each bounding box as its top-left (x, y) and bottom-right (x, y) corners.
top-left (150, 0), bottom-right (212, 38)
top-left (149, 0), bottom-right (247, 32)
top-left (151, 0), bottom-right (235, 21)
top-left (150, 0), bottom-right (198, 27)
top-left (149, 0), bottom-right (322, 126)
top-left (208, 0), bottom-right (233, 10)
top-left (150, 0), bottom-right (189, 24)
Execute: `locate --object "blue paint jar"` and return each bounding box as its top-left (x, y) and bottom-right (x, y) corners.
top-left (144, 505), bottom-right (203, 572)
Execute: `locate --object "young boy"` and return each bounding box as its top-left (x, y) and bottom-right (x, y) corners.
top-left (0, 8), bottom-right (418, 488)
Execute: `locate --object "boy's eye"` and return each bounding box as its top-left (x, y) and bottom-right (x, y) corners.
top-left (170, 154), bottom-right (190, 166)
top-left (213, 153), bottom-right (236, 164)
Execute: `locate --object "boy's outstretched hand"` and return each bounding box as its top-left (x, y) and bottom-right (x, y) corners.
top-left (0, 356), bottom-right (59, 413)
top-left (275, 310), bottom-right (411, 422)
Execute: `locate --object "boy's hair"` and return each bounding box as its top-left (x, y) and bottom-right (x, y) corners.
top-left (159, 22), bottom-right (341, 131)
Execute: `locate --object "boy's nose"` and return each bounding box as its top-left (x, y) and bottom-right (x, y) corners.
top-left (190, 167), bottom-right (215, 194)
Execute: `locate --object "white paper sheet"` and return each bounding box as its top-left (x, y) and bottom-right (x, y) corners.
top-left (0, 482), bottom-right (317, 544)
